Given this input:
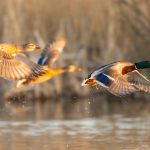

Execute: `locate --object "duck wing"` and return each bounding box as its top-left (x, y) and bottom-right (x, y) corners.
top-left (108, 75), bottom-right (137, 97)
top-left (0, 51), bottom-right (44, 80)
top-left (38, 38), bottom-right (66, 66)
top-left (108, 70), bottom-right (150, 96)
top-left (127, 70), bottom-right (150, 93)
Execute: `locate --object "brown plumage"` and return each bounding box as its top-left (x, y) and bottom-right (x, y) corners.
top-left (82, 61), bottom-right (150, 96)
top-left (0, 43), bottom-right (43, 80)
top-left (17, 38), bottom-right (81, 87)
top-left (0, 43), bottom-right (41, 55)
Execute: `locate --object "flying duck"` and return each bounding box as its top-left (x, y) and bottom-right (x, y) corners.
top-left (82, 61), bottom-right (150, 96)
top-left (17, 38), bottom-right (80, 87)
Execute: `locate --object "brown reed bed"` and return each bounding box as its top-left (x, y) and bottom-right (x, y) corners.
top-left (0, 0), bottom-right (150, 100)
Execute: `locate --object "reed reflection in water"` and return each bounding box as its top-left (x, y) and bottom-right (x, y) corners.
top-left (0, 97), bottom-right (150, 150)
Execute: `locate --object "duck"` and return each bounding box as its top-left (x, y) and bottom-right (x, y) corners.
top-left (17, 38), bottom-right (81, 87)
top-left (82, 61), bottom-right (150, 96)
top-left (0, 43), bottom-right (43, 81)
top-left (0, 43), bottom-right (41, 55)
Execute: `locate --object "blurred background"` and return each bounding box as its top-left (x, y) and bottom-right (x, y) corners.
top-left (0, 0), bottom-right (150, 150)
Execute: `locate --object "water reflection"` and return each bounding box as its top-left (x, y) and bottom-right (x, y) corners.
top-left (0, 97), bottom-right (150, 150)
top-left (5, 117), bottom-right (150, 136)
top-left (0, 116), bottom-right (150, 150)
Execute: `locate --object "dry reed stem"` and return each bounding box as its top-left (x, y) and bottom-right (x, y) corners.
top-left (0, 0), bottom-right (150, 99)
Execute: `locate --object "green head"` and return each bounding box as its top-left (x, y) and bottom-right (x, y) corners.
top-left (135, 61), bottom-right (150, 69)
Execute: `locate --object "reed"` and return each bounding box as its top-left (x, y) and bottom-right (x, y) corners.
top-left (0, 0), bottom-right (150, 99)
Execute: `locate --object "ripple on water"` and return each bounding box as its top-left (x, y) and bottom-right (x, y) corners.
top-left (0, 116), bottom-right (150, 138)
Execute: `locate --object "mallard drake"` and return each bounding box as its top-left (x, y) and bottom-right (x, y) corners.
top-left (17, 38), bottom-right (81, 87)
top-left (0, 43), bottom-right (43, 80)
top-left (82, 61), bottom-right (150, 96)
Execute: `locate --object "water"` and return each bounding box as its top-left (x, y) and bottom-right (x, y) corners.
top-left (0, 98), bottom-right (150, 150)
top-left (0, 116), bottom-right (150, 150)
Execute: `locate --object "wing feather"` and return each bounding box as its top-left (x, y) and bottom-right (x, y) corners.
top-left (108, 76), bottom-right (137, 96)
top-left (108, 70), bottom-right (150, 96)
top-left (39, 38), bottom-right (66, 66)
top-left (127, 70), bottom-right (150, 93)
top-left (0, 50), bottom-right (44, 80)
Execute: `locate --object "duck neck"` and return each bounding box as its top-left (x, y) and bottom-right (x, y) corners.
top-left (135, 61), bottom-right (150, 69)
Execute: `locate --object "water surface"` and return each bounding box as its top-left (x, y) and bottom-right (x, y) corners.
top-left (0, 98), bottom-right (150, 150)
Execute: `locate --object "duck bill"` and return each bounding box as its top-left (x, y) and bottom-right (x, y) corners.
top-left (81, 79), bottom-right (99, 87)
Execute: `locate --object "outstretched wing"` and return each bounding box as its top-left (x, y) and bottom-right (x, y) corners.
top-left (38, 38), bottom-right (66, 67)
top-left (0, 50), bottom-right (44, 80)
top-left (108, 77), bottom-right (137, 96)
top-left (108, 70), bottom-right (150, 96)
top-left (127, 70), bottom-right (150, 93)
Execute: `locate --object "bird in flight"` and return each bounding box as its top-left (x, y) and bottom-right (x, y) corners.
top-left (0, 43), bottom-right (41, 55)
top-left (0, 43), bottom-right (43, 81)
top-left (82, 61), bottom-right (150, 96)
top-left (17, 38), bottom-right (81, 87)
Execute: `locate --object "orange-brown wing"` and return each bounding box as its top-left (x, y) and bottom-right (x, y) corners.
top-left (108, 77), bottom-right (137, 96)
top-left (39, 38), bottom-right (66, 66)
top-left (0, 51), bottom-right (44, 80)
